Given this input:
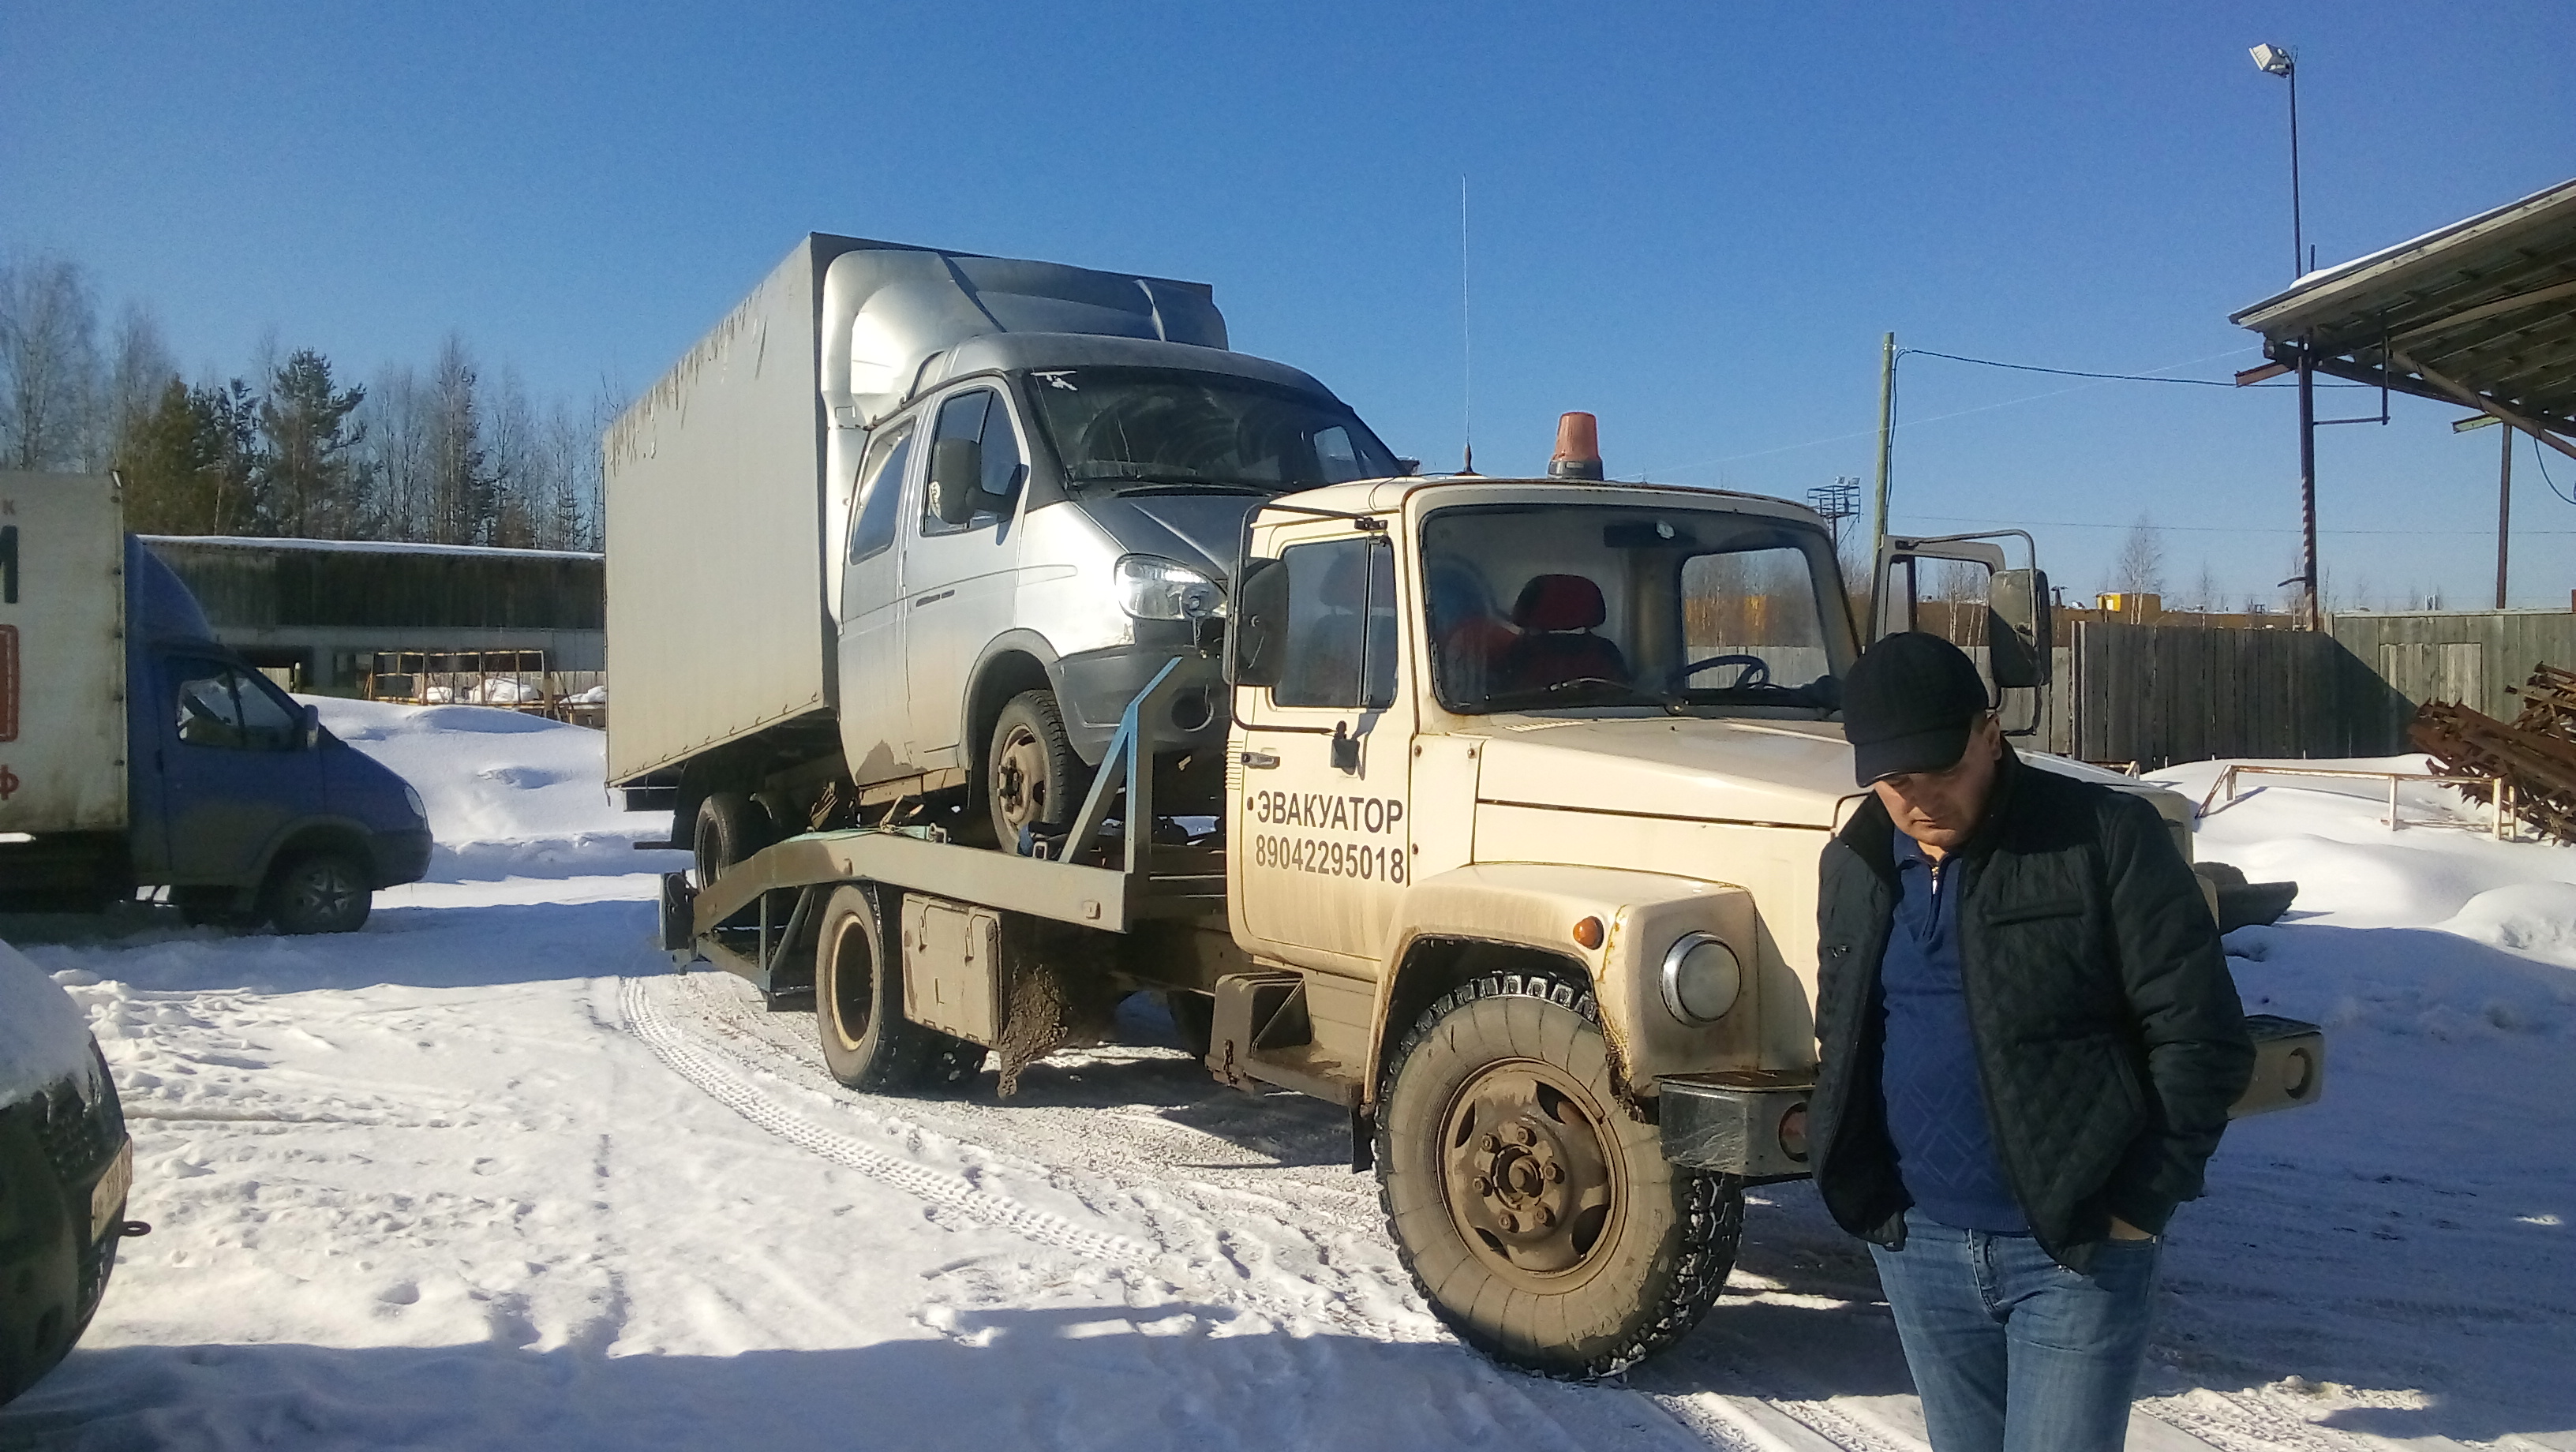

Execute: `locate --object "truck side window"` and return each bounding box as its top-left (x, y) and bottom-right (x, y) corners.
top-left (174, 664), bottom-right (297, 751)
top-left (848, 422), bottom-right (915, 564)
top-left (1273, 538), bottom-right (1397, 710)
top-left (922, 387), bottom-right (1024, 538)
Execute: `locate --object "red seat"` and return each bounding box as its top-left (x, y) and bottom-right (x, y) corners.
top-left (1496, 574), bottom-right (1628, 694)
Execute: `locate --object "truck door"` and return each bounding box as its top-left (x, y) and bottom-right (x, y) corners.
top-left (1230, 521), bottom-right (1413, 973)
top-left (903, 385), bottom-right (1028, 763)
top-left (153, 656), bottom-right (318, 885)
top-left (837, 421), bottom-right (918, 785)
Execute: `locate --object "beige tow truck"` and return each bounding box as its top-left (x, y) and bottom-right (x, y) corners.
top-left (666, 433), bottom-right (2324, 1376)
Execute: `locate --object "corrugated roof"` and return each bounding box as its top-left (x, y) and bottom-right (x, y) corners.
top-left (2230, 177), bottom-right (2576, 433)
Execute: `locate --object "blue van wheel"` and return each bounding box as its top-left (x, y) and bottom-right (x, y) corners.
top-left (264, 851), bottom-right (372, 935)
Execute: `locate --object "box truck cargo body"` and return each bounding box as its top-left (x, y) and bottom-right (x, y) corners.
top-left (605, 235), bottom-right (1400, 864)
top-left (0, 473), bottom-right (430, 930)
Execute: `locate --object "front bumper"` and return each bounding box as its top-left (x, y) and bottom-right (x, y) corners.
top-left (371, 826), bottom-right (436, 888)
top-left (1051, 646), bottom-right (1228, 764)
top-left (1658, 1071), bottom-right (1814, 1182)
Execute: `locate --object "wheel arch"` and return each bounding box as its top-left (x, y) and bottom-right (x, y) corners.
top-left (250, 818), bottom-right (387, 890)
top-left (964, 634), bottom-right (1062, 772)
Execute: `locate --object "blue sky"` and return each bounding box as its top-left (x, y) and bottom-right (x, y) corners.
top-left (6, 2), bottom-right (2571, 604)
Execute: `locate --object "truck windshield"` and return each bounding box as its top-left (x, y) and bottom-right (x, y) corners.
top-left (1026, 366), bottom-right (1398, 493)
top-left (1420, 503), bottom-right (1858, 717)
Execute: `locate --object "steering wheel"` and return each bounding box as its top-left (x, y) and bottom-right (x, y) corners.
top-left (1672, 653), bottom-right (1771, 690)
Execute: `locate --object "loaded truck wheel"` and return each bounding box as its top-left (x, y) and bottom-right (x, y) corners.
top-left (987, 691), bottom-right (1086, 855)
top-left (691, 791), bottom-right (773, 891)
top-left (813, 885), bottom-right (988, 1092)
top-left (263, 850), bottom-right (373, 935)
top-left (1376, 968), bottom-right (1743, 1378)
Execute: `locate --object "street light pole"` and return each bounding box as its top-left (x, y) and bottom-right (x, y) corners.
top-left (2252, 43), bottom-right (2303, 278)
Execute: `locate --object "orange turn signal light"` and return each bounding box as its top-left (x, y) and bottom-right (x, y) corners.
top-left (1571, 915), bottom-right (1605, 950)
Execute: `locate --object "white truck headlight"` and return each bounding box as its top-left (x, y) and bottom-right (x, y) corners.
top-left (1115, 556), bottom-right (1225, 621)
top-left (1661, 932), bottom-right (1743, 1024)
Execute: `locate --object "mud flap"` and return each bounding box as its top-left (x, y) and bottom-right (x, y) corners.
top-left (660, 872), bottom-right (697, 954)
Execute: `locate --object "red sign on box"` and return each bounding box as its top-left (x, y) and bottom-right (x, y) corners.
top-left (0, 623), bottom-right (15, 743)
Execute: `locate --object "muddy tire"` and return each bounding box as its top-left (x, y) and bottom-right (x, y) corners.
top-left (986, 690), bottom-right (1086, 855)
top-left (691, 791), bottom-right (773, 891)
top-left (1376, 968), bottom-right (1742, 1378)
top-left (263, 850), bottom-right (373, 935)
top-left (813, 885), bottom-right (987, 1092)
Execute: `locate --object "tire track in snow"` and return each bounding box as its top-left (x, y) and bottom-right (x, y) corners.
top-left (620, 973), bottom-right (1157, 1267)
top-left (630, 967), bottom-right (2383, 1452)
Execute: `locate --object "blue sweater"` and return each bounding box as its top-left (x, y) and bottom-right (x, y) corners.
top-left (1879, 835), bottom-right (2029, 1233)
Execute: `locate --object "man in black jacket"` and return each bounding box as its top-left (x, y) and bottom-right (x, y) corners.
top-left (1813, 633), bottom-right (2255, 1451)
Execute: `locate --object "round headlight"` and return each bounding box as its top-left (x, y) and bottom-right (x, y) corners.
top-left (1660, 933), bottom-right (1742, 1025)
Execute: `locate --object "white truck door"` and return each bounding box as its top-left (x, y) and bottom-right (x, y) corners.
top-left (1230, 521), bottom-right (1413, 973)
top-left (837, 421), bottom-right (919, 786)
top-left (902, 386), bottom-right (1028, 762)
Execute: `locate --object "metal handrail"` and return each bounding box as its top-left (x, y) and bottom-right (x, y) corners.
top-left (2196, 763), bottom-right (2513, 839)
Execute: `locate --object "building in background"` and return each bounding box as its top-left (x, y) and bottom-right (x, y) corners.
top-left (140, 537), bottom-right (603, 696)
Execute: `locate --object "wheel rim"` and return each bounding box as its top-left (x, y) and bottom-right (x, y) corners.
top-left (992, 724), bottom-right (1050, 839)
top-left (1440, 1057), bottom-right (1623, 1288)
top-left (826, 916), bottom-right (873, 1052)
top-left (291, 861), bottom-right (361, 922)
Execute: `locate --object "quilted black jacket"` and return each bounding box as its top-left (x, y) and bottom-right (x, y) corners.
top-left (1810, 749), bottom-right (2256, 1271)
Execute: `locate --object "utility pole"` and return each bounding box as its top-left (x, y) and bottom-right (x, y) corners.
top-left (1871, 332), bottom-right (1896, 560)
top-left (2496, 421), bottom-right (2514, 610)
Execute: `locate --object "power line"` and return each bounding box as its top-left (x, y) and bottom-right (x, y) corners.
top-left (1903, 347), bottom-right (2364, 388)
top-left (1906, 509), bottom-right (2565, 533)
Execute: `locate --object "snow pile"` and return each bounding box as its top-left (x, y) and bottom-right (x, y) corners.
top-left (0, 936), bottom-right (95, 1100)
top-left (305, 696), bottom-right (684, 881)
top-left (465, 678), bottom-right (544, 705)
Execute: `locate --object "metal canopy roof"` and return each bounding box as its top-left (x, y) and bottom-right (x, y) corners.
top-left (2231, 177), bottom-right (2576, 439)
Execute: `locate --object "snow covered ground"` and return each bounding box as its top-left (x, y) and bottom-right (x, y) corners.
top-left (0, 717), bottom-right (2569, 1450)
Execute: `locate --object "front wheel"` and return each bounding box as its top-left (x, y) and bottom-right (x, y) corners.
top-left (263, 851), bottom-right (373, 935)
top-left (813, 885), bottom-right (987, 1092)
top-left (986, 690), bottom-right (1087, 855)
top-left (1376, 968), bottom-right (1742, 1378)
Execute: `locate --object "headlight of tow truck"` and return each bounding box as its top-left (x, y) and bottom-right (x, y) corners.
top-left (1661, 932), bottom-right (1743, 1024)
top-left (1115, 556), bottom-right (1225, 620)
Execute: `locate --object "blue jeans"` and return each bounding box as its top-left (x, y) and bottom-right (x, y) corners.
top-left (1868, 1211), bottom-right (2159, 1452)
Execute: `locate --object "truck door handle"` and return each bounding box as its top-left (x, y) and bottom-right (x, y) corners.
top-left (912, 589), bottom-right (954, 607)
top-left (1240, 750), bottom-right (1280, 769)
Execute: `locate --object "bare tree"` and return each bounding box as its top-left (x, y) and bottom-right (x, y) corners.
top-left (0, 253), bottom-right (102, 470)
top-left (2111, 513), bottom-right (2167, 597)
top-left (101, 302), bottom-right (177, 463)
top-left (2185, 561), bottom-right (2221, 615)
top-left (427, 335), bottom-right (491, 544)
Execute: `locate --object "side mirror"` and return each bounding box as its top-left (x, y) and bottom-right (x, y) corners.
top-left (1987, 568), bottom-right (2052, 689)
top-left (1226, 557), bottom-right (1289, 688)
top-left (930, 437), bottom-right (983, 525)
top-left (301, 703), bottom-right (324, 750)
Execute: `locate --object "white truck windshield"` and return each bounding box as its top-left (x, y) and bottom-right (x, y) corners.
top-left (1027, 366), bottom-right (1398, 494)
top-left (1421, 503), bottom-right (1856, 716)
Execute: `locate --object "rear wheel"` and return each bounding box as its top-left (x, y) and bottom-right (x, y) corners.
top-left (263, 851), bottom-right (373, 935)
top-left (691, 791), bottom-right (773, 891)
top-left (987, 690), bottom-right (1086, 855)
top-left (813, 885), bottom-right (987, 1092)
top-left (1376, 968), bottom-right (1742, 1378)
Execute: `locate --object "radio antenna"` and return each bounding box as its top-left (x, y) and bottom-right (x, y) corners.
top-left (1460, 174), bottom-right (1474, 473)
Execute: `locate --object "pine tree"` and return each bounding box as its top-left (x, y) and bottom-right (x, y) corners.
top-left (117, 379), bottom-right (215, 532)
top-left (254, 349), bottom-right (367, 537)
top-left (197, 378), bottom-right (262, 535)
top-left (427, 336), bottom-right (491, 544)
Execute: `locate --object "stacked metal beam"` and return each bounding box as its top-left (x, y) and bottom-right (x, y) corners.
top-left (2411, 663), bottom-right (2576, 844)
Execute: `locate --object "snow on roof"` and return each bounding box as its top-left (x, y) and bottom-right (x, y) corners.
top-left (139, 535), bottom-right (603, 563)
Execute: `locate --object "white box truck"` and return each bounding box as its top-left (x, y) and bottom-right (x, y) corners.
top-left (605, 235), bottom-right (1404, 871)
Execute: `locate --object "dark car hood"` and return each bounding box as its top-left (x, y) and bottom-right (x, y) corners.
top-left (1072, 492), bottom-right (1264, 582)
